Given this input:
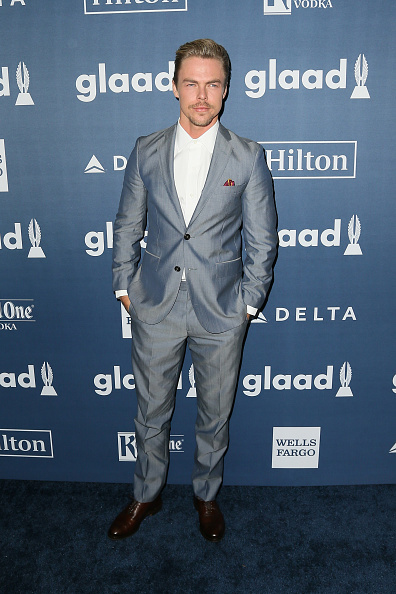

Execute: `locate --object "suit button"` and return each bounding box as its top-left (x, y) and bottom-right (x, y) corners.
top-left (174, 266), bottom-right (181, 272)
top-left (184, 233), bottom-right (190, 240)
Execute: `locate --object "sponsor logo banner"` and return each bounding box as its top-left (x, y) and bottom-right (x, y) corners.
top-left (0, 139), bottom-right (8, 192)
top-left (0, 362), bottom-right (57, 395)
top-left (245, 56), bottom-right (369, 100)
top-left (272, 427), bottom-right (321, 468)
top-left (261, 141), bottom-right (357, 179)
top-left (0, 219), bottom-right (46, 258)
top-left (0, 299), bottom-right (36, 331)
top-left (0, 62), bottom-right (34, 105)
top-left (0, 429), bottom-right (54, 458)
top-left (264, 0), bottom-right (333, 15)
top-left (94, 365), bottom-right (183, 395)
top-left (242, 361), bottom-right (353, 396)
top-left (118, 432), bottom-right (184, 461)
top-left (251, 305), bottom-right (356, 324)
top-left (84, 0), bottom-right (187, 15)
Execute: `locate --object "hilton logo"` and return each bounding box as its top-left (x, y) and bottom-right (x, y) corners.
top-left (0, 429), bottom-right (53, 458)
top-left (84, 0), bottom-right (187, 14)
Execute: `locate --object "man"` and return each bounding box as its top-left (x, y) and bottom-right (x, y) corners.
top-left (109, 39), bottom-right (277, 542)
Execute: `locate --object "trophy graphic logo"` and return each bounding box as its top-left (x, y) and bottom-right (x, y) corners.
top-left (40, 362), bottom-right (57, 396)
top-left (27, 219), bottom-right (46, 258)
top-left (335, 361), bottom-right (353, 397)
top-left (15, 62), bottom-right (34, 106)
top-left (344, 215), bottom-right (362, 255)
top-left (350, 54), bottom-right (370, 99)
top-left (0, 139), bottom-right (9, 192)
top-left (186, 364), bottom-right (197, 398)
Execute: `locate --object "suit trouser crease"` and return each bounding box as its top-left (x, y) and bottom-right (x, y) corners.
top-left (131, 284), bottom-right (247, 502)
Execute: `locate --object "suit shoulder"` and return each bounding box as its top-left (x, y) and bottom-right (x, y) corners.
top-left (226, 128), bottom-right (262, 156)
top-left (136, 124), bottom-right (175, 149)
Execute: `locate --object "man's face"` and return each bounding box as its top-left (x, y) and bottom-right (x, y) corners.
top-left (172, 56), bottom-right (227, 137)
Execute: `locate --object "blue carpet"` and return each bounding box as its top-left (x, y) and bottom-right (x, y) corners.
top-left (1, 480), bottom-right (395, 593)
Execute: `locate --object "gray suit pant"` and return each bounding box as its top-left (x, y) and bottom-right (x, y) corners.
top-left (131, 282), bottom-right (248, 503)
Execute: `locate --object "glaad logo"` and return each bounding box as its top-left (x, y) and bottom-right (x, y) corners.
top-left (245, 56), bottom-right (369, 100)
top-left (186, 364), bottom-right (196, 398)
top-left (335, 361), bottom-right (353, 397)
top-left (28, 219), bottom-right (45, 258)
top-left (392, 374), bottom-right (396, 394)
top-left (118, 432), bottom-right (184, 461)
top-left (261, 141), bottom-right (357, 179)
top-left (0, 299), bottom-right (35, 331)
top-left (272, 427), bottom-right (321, 469)
top-left (85, 221), bottom-right (147, 257)
top-left (16, 61), bottom-right (34, 105)
top-left (242, 362), bottom-right (353, 396)
top-left (84, 155), bottom-right (105, 173)
top-left (264, 0), bottom-right (332, 15)
top-left (0, 61), bottom-right (34, 105)
top-left (76, 61), bottom-right (175, 102)
top-left (278, 216), bottom-right (362, 254)
top-left (344, 215), bottom-right (362, 255)
top-left (0, 429), bottom-right (53, 458)
top-left (0, 139), bottom-right (9, 192)
top-left (0, 220), bottom-right (46, 257)
top-left (84, 0), bottom-right (187, 15)
top-left (94, 365), bottom-right (183, 395)
top-left (0, 362), bottom-right (57, 395)
top-left (350, 54), bottom-right (370, 99)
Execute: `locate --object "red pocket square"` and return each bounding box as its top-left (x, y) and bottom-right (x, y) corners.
top-left (224, 179), bottom-right (235, 186)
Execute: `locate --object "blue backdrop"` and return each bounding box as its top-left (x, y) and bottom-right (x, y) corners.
top-left (1, 0), bottom-right (396, 486)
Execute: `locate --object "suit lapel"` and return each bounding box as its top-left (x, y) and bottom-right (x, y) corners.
top-left (188, 123), bottom-right (233, 228)
top-left (157, 124), bottom-right (186, 227)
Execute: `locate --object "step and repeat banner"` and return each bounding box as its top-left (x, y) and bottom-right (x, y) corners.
top-left (1, 0), bottom-right (395, 486)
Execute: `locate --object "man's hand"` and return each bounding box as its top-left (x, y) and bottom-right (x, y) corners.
top-left (247, 313), bottom-right (251, 321)
top-left (119, 295), bottom-right (131, 313)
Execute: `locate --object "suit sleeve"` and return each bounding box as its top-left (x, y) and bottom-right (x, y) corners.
top-left (241, 145), bottom-right (278, 310)
top-left (112, 138), bottom-right (148, 293)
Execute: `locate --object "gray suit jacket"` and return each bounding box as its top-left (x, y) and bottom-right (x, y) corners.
top-left (112, 122), bottom-right (277, 334)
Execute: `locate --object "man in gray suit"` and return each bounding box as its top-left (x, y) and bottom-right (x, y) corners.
top-left (109, 39), bottom-right (277, 542)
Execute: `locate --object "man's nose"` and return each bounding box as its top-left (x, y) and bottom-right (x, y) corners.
top-left (197, 85), bottom-right (207, 100)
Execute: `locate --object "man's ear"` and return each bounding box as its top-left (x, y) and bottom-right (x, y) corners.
top-left (172, 80), bottom-right (179, 100)
top-left (222, 85), bottom-right (228, 99)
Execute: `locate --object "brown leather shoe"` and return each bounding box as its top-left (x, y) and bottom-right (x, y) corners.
top-left (108, 495), bottom-right (162, 540)
top-left (193, 496), bottom-right (225, 542)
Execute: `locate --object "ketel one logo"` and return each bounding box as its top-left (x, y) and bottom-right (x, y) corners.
top-left (0, 299), bottom-right (35, 331)
top-left (0, 61), bottom-right (34, 105)
top-left (0, 362), bottom-right (57, 396)
top-left (0, 219), bottom-right (46, 257)
top-left (264, 0), bottom-right (333, 15)
top-left (118, 432), bottom-right (184, 461)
